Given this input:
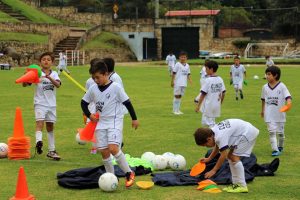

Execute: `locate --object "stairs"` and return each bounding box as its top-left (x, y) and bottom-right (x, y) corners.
top-left (0, 1), bottom-right (30, 22)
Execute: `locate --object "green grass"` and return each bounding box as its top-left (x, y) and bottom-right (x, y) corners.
top-left (0, 32), bottom-right (48, 43)
top-left (81, 32), bottom-right (128, 50)
top-left (0, 64), bottom-right (299, 200)
top-left (0, 11), bottom-right (19, 22)
top-left (2, 0), bottom-right (61, 24)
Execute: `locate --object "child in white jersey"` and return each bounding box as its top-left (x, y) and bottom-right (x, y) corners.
top-left (23, 52), bottom-right (61, 160)
top-left (195, 61), bottom-right (226, 127)
top-left (194, 119), bottom-right (259, 193)
top-left (230, 57), bottom-right (246, 101)
top-left (166, 52), bottom-right (176, 76)
top-left (261, 66), bottom-right (292, 156)
top-left (81, 61), bottom-right (139, 187)
top-left (171, 51), bottom-right (192, 115)
top-left (194, 59), bottom-right (209, 103)
top-left (57, 52), bottom-right (70, 75)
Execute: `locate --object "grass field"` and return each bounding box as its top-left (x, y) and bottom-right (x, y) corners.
top-left (0, 63), bottom-right (299, 200)
top-left (0, 32), bottom-right (48, 43)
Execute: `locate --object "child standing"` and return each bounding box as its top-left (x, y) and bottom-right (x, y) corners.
top-left (230, 57), bottom-right (246, 101)
top-left (194, 59), bottom-right (209, 103)
top-left (166, 51), bottom-right (176, 76)
top-left (81, 61), bottom-right (139, 187)
top-left (265, 55), bottom-right (274, 68)
top-left (171, 51), bottom-right (192, 115)
top-left (261, 66), bottom-right (292, 156)
top-left (194, 119), bottom-right (259, 193)
top-left (195, 61), bottom-right (225, 127)
top-left (23, 52), bottom-right (61, 160)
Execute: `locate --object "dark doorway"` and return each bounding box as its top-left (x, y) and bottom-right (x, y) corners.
top-left (162, 27), bottom-right (199, 59)
top-left (143, 38), bottom-right (157, 60)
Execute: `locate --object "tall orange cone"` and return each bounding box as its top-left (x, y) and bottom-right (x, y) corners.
top-left (10, 166), bottom-right (35, 200)
top-left (79, 113), bottom-right (99, 142)
top-left (13, 107), bottom-right (25, 138)
top-left (15, 68), bottom-right (40, 84)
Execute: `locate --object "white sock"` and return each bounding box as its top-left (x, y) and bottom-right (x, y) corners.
top-left (35, 131), bottom-right (42, 143)
top-left (103, 156), bottom-right (114, 174)
top-left (228, 160), bottom-right (237, 184)
top-left (269, 132), bottom-right (279, 151)
top-left (173, 98), bottom-right (177, 112)
top-left (177, 99), bottom-right (181, 111)
top-left (114, 150), bottom-right (131, 173)
top-left (231, 161), bottom-right (246, 187)
top-left (278, 133), bottom-right (285, 148)
top-left (47, 131), bottom-right (55, 151)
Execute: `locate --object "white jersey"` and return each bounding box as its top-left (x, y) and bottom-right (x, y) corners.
top-left (266, 59), bottom-right (274, 67)
top-left (166, 55), bottom-right (176, 67)
top-left (211, 119), bottom-right (259, 151)
top-left (230, 64), bottom-right (245, 84)
top-left (200, 76), bottom-right (226, 117)
top-left (58, 53), bottom-right (67, 66)
top-left (261, 82), bottom-right (291, 122)
top-left (34, 70), bottom-right (60, 107)
top-left (85, 78), bottom-right (96, 113)
top-left (173, 62), bottom-right (191, 87)
top-left (82, 82), bottom-right (129, 130)
top-left (200, 66), bottom-right (207, 79)
top-left (109, 72), bottom-right (124, 88)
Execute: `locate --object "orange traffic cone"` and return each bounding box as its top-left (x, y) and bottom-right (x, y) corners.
top-left (79, 113), bottom-right (99, 142)
top-left (13, 107), bottom-right (25, 138)
top-left (10, 166), bottom-right (35, 200)
top-left (15, 68), bottom-right (40, 84)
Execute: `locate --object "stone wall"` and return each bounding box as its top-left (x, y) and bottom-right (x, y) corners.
top-left (85, 48), bottom-right (136, 63)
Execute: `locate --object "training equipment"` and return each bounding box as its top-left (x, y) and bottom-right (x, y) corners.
top-left (79, 113), bottom-right (99, 142)
top-left (225, 184), bottom-right (248, 193)
top-left (169, 154), bottom-right (186, 170)
top-left (75, 132), bottom-right (86, 145)
top-left (141, 152), bottom-right (156, 164)
top-left (7, 107), bottom-right (31, 160)
top-left (62, 71), bottom-right (86, 93)
top-left (136, 181), bottom-right (154, 189)
top-left (162, 152), bottom-right (175, 168)
top-left (98, 172), bottom-right (118, 192)
top-left (244, 42), bottom-right (289, 58)
top-left (253, 75), bottom-right (259, 80)
top-left (280, 102), bottom-right (292, 112)
top-left (0, 143), bottom-right (8, 158)
top-left (10, 166), bottom-right (35, 200)
top-left (190, 162), bottom-right (206, 176)
top-left (243, 80), bottom-right (248, 86)
top-left (15, 64), bottom-right (41, 84)
top-left (153, 155), bottom-right (168, 170)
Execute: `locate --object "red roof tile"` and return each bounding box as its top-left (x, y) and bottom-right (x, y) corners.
top-left (165, 10), bottom-right (220, 17)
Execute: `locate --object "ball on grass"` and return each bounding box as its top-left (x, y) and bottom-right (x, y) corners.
top-left (169, 154), bottom-right (186, 170)
top-left (0, 143), bottom-right (8, 158)
top-left (98, 172), bottom-right (118, 192)
top-left (162, 152), bottom-right (175, 168)
top-left (253, 75), bottom-right (259, 80)
top-left (153, 155), bottom-right (168, 170)
top-left (141, 152), bottom-right (156, 164)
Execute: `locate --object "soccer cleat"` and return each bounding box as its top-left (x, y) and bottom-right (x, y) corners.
top-left (47, 150), bottom-right (61, 161)
top-left (173, 111), bottom-right (180, 115)
top-left (271, 151), bottom-right (281, 156)
top-left (223, 185), bottom-right (234, 192)
top-left (240, 92), bottom-right (244, 99)
top-left (90, 148), bottom-right (97, 154)
top-left (125, 171), bottom-right (135, 187)
top-left (177, 111), bottom-right (184, 115)
top-left (226, 184), bottom-right (248, 193)
top-left (278, 147), bottom-right (283, 152)
top-left (35, 141), bottom-right (43, 155)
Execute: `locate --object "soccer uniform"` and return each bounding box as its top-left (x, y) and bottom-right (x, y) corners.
top-left (200, 66), bottom-right (207, 86)
top-left (34, 70), bottom-right (60, 123)
top-left (200, 76), bottom-right (225, 127)
top-left (266, 59), bottom-right (274, 68)
top-left (57, 53), bottom-right (70, 75)
top-left (173, 62), bottom-right (190, 96)
top-left (109, 72), bottom-right (127, 114)
top-left (82, 82), bottom-right (128, 149)
top-left (85, 78), bottom-right (97, 120)
top-left (166, 55), bottom-right (176, 75)
top-left (230, 64), bottom-right (245, 90)
top-left (211, 119), bottom-right (259, 157)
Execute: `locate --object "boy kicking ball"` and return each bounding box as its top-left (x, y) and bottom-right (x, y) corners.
top-left (194, 119), bottom-right (259, 193)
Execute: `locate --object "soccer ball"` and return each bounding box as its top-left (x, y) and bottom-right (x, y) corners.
top-left (75, 133), bottom-right (86, 145)
top-left (169, 154), bottom-right (186, 170)
top-left (253, 75), bottom-right (259, 80)
top-left (153, 155), bottom-right (168, 170)
top-left (141, 152), bottom-right (156, 164)
top-left (162, 152), bottom-right (175, 168)
top-left (98, 172), bottom-right (118, 192)
top-left (0, 143), bottom-right (8, 158)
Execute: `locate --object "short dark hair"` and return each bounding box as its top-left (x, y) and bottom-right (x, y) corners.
top-left (103, 57), bottom-right (115, 72)
top-left (234, 56), bottom-right (240, 60)
top-left (40, 52), bottom-right (54, 62)
top-left (204, 59), bottom-right (210, 66)
top-left (179, 51), bottom-right (187, 57)
top-left (90, 58), bottom-right (102, 67)
top-left (206, 60), bottom-right (219, 72)
top-left (265, 66), bottom-right (281, 80)
top-left (194, 128), bottom-right (214, 146)
top-left (265, 55), bottom-right (270, 59)
top-left (89, 60), bottom-right (108, 75)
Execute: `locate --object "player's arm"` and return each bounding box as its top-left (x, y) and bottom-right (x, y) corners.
top-left (171, 72), bottom-right (176, 87)
top-left (261, 99), bottom-right (265, 117)
top-left (188, 73), bottom-right (192, 85)
top-left (221, 91), bottom-right (226, 104)
top-left (22, 82), bottom-right (32, 87)
top-left (46, 75), bottom-right (61, 88)
top-left (195, 91), bottom-right (206, 112)
top-left (205, 148), bottom-right (228, 178)
top-left (201, 144), bottom-right (219, 163)
top-left (123, 99), bottom-right (139, 129)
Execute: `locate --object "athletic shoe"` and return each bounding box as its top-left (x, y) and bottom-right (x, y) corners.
top-left (271, 151), bottom-right (281, 156)
top-left (240, 92), bottom-right (244, 99)
top-left (278, 147), bottom-right (283, 152)
top-left (236, 97), bottom-right (238, 101)
top-left (90, 148), bottom-right (97, 154)
top-left (125, 172), bottom-right (135, 187)
top-left (226, 184), bottom-right (248, 193)
top-left (177, 111), bottom-right (184, 115)
top-left (223, 185), bottom-right (234, 191)
top-left (173, 111), bottom-right (180, 115)
top-left (47, 151), bottom-right (61, 161)
top-left (35, 141), bottom-right (43, 155)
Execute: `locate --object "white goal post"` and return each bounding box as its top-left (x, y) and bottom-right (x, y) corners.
top-left (244, 42), bottom-right (289, 58)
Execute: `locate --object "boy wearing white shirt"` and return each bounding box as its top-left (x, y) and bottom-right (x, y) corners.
top-left (166, 52), bottom-right (176, 76)
top-left (57, 52), bottom-right (70, 75)
top-left (194, 59), bottom-right (209, 103)
top-left (230, 57), bottom-right (246, 101)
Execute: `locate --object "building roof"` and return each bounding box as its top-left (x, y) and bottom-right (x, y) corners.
top-left (165, 10), bottom-right (220, 17)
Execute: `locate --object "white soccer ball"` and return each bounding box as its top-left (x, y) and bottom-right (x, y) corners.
top-left (75, 133), bottom-right (86, 145)
top-left (253, 75), bottom-right (259, 80)
top-left (162, 152), bottom-right (175, 168)
top-left (141, 152), bottom-right (156, 164)
top-left (0, 143), bottom-right (8, 158)
top-left (246, 64), bottom-right (250, 67)
top-left (169, 154), bottom-right (186, 170)
top-left (153, 155), bottom-right (168, 170)
top-left (98, 172), bottom-right (118, 192)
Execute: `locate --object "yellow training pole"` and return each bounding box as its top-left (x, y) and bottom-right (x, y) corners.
top-left (62, 71), bottom-right (86, 93)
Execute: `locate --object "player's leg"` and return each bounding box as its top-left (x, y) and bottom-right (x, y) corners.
top-left (234, 84), bottom-right (239, 100)
top-left (238, 82), bottom-right (243, 99)
top-left (173, 87), bottom-right (181, 114)
top-left (57, 65), bottom-right (62, 75)
top-left (34, 105), bottom-right (46, 154)
top-left (177, 87), bottom-right (185, 114)
top-left (168, 66), bottom-right (172, 76)
top-left (97, 129), bottom-right (115, 174)
top-left (45, 108), bottom-right (60, 160)
top-left (63, 65), bottom-right (70, 74)
top-left (277, 123), bottom-right (285, 152)
top-left (267, 123), bottom-right (280, 156)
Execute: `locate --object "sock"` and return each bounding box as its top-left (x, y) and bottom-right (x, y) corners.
top-left (36, 131), bottom-right (42, 143)
top-left (278, 133), bottom-right (285, 148)
top-left (231, 161), bottom-right (246, 187)
top-left (114, 150), bottom-right (131, 173)
top-left (47, 131), bottom-right (55, 151)
top-left (103, 156), bottom-right (115, 173)
top-left (173, 98), bottom-right (177, 112)
top-left (228, 160), bottom-right (237, 184)
top-left (235, 90), bottom-right (238, 98)
top-left (269, 132), bottom-right (279, 151)
top-left (177, 99), bottom-right (181, 111)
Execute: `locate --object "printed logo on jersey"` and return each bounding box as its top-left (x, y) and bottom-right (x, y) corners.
top-left (181, 68), bottom-right (189, 76)
top-left (211, 83), bottom-right (223, 93)
top-left (266, 97), bottom-right (278, 106)
top-left (217, 120), bottom-right (231, 130)
top-left (42, 81), bottom-right (54, 91)
top-left (106, 93), bottom-right (111, 99)
top-left (96, 101), bottom-right (104, 112)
